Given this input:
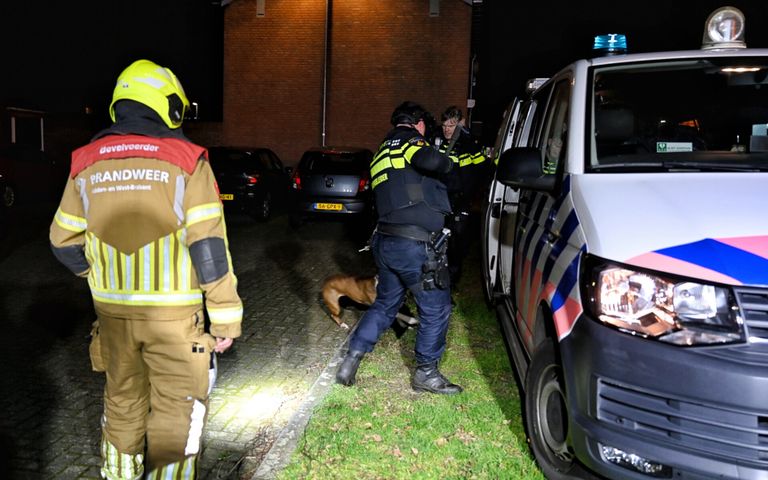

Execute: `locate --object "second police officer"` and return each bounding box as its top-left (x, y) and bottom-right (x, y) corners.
top-left (336, 101), bottom-right (463, 395)
top-left (434, 106), bottom-right (487, 289)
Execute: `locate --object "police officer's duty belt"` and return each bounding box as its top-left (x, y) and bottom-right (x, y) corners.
top-left (376, 223), bottom-right (433, 242)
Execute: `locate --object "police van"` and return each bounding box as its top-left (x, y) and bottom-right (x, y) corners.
top-left (482, 7), bottom-right (768, 479)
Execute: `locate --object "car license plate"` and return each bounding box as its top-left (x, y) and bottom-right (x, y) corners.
top-left (314, 202), bottom-right (342, 211)
top-left (219, 194), bottom-right (234, 201)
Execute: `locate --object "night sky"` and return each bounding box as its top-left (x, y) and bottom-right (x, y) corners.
top-left (0, 1), bottom-right (223, 117)
top-left (2, 1), bottom-right (768, 141)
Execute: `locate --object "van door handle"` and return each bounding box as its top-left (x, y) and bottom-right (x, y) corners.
top-left (490, 202), bottom-right (501, 218)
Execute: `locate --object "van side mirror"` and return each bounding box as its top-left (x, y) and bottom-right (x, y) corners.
top-left (496, 147), bottom-right (556, 192)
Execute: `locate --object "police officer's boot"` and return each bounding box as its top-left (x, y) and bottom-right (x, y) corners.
top-left (412, 362), bottom-right (463, 395)
top-left (336, 350), bottom-right (365, 386)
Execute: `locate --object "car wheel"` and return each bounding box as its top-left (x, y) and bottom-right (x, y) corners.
top-left (2, 184), bottom-right (15, 208)
top-left (252, 193), bottom-right (271, 221)
top-left (525, 339), bottom-right (594, 480)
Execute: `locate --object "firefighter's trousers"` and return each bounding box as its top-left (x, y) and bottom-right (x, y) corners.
top-left (92, 310), bottom-right (217, 479)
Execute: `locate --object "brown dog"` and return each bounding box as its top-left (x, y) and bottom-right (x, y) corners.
top-left (321, 274), bottom-right (418, 330)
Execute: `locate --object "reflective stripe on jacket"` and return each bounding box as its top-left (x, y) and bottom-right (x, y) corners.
top-left (436, 130), bottom-right (488, 211)
top-left (369, 127), bottom-right (452, 232)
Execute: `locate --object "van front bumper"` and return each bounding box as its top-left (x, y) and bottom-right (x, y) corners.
top-left (562, 315), bottom-right (768, 479)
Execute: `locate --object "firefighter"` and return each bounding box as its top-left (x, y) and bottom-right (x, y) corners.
top-left (335, 101), bottom-right (463, 395)
top-left (50, 59), bottom-right (242, 479)
top-left (435, 106), bottom-right (488, 289)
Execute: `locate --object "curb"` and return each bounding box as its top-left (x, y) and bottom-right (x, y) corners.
top-left (250, 330), bottom-right (352, 479)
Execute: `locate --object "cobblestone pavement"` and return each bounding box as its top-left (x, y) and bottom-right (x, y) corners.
top-left (0, 204), bottom-right (374, 479)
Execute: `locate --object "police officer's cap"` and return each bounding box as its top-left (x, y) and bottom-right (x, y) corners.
top-left (391, 101), bottom-right (427, 127)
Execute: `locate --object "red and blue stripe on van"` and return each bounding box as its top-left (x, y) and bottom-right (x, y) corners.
top-left (514, 175), bottom-right (586, 348)
top-left (626, 236), bottom-right (768, 287)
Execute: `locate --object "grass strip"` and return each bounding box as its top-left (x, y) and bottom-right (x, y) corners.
top-left (279, 248), bottom-right (545, 479)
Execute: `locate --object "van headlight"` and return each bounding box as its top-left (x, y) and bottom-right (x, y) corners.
top-left (583, 257), bottom-right (744, 345)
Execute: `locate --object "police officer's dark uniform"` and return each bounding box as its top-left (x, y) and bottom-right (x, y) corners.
top-left (435, 106), bottom-right (487, 288)
top-left (335, 101), bottom-right (462, 395)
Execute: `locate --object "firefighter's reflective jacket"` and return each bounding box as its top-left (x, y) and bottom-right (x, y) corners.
top-left (370, 126), bottom-right (452, 233)
top-left (50, 134), bottom-right (242, 339)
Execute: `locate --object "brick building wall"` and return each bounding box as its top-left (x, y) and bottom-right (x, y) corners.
top-left (190, 0), bottom-right (472, 166)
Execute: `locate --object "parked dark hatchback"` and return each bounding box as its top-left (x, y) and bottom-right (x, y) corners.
top-left (290, 146), bottom-right (374, 226)
top-left (208, 147), bottom-right (292, 221)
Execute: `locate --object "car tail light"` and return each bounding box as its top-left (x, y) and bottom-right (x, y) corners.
top-left (246, 174), bottom-right (260, 184)
top-left (358, 177), bottom-right (370, 192)
top-left (292, 170), bottom-right (302, 190)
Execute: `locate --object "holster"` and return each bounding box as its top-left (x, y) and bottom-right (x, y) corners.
top-left (422, 230), bottom-right (450, 290)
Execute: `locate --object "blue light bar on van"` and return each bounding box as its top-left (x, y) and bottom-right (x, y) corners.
top-left (593, 34), bottom-right (628, 55)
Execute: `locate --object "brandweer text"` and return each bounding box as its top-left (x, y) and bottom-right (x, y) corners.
top-left (90, 169), bottom-right (170, 185)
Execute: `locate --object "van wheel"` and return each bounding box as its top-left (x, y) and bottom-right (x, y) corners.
top-left (525, 339), bottom-right (593, 479)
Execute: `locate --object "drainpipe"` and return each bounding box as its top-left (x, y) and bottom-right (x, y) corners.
top-left (321, 0), bottom-right (332, 147)
top-left (467, 1), bottom-right (483, 128)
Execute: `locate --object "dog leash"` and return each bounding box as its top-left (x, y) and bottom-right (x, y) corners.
top-left (358, 228), bottom-right (374, 252)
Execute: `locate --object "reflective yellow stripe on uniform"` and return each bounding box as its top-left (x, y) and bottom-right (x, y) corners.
top-left (54, 207), bottom-right (87, 232)
top-left (459, 153), bottom-right (474, 167)
top-left (371, 173), bottom-right (388, 189)
top-left (186, 202), bottom-right (222, 226)
top-left (101, 437), bottom-right (144, 480)
top-left (143, 243), bottom-right (155, 291)
top-left (401, 144), bottom-right (420, 164)
top-left (146, 455), bottom-right (197, 480)
top-left (85, 230), bottom-right (201, 306)
top-left (439, 144), bottom-right (486, 168)
top-left (123, 253), bottom-right (132, 292)
top-left (370, 157), bottom-right (393, 178)
top-left (86, 232), bottom-right (102, 286)
top-left (207, 305), bottom-right (243, 324)
top-left (107, 244), bottom-right (117, 290)
top-left (371, 142), bottom-right (420, 189)
top-left (90, 288), bottom-right (203, 306)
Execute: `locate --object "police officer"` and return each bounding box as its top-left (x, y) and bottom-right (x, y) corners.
top-left (50, 59), bottom-right (242, 479)
top-left (336, 101), bottom-right (462, 395)
top-left (435, 106), bottom-right (487, 288)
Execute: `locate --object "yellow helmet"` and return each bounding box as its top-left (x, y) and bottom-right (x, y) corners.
top-left (109, 59), bottom-right (190, 129)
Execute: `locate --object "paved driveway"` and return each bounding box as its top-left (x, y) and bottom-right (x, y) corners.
top-left (0, 205), bottom-right (374, 479)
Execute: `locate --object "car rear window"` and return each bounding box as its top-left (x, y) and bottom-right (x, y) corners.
top-left (210, 149), bottom-right (268, 173)
top-left (300, 152), bottom-right (369, 174)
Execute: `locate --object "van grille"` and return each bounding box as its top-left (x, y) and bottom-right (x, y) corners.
top-left (597, 379), bottom-right (768, 465)
top-left (735, 287), bottom-right (768, 341)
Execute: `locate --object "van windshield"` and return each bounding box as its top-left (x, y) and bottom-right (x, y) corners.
top-left (588, 58), bottom-right (768, 172)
